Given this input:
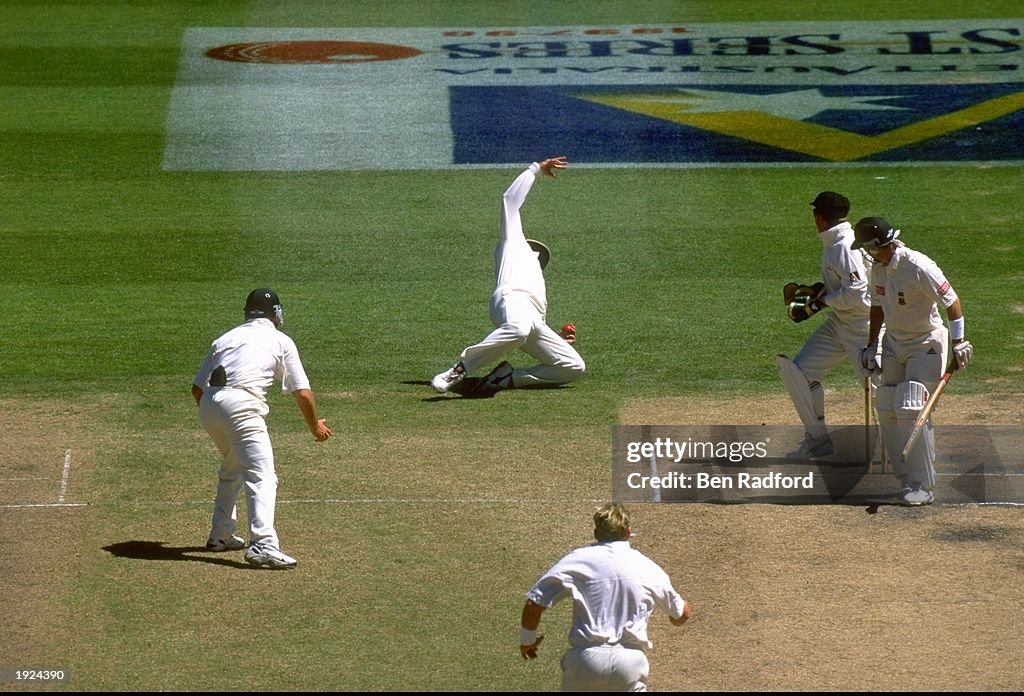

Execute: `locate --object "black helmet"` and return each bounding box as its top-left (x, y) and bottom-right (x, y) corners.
top-left (852, 217), bottom-right (898, 250)
top-left (244, 288), bottom-right (284, 326)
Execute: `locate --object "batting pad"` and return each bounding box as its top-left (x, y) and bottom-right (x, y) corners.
top-left (776, 355), bottom-right (826, 438)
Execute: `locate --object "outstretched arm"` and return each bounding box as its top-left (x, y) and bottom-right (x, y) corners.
top-left (538, 156), bottom-right (567, 178)
top-left (500, 156), bottom-right (568, 243)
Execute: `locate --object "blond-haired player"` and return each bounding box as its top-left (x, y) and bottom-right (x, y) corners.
top-left (519, 503), bottom-right (691, 691)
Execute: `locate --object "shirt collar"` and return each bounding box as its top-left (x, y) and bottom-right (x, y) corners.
top-left (819, 220), bottom-right (853, 246)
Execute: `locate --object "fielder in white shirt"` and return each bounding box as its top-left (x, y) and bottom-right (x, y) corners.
top-left (852, 218), bottom-right (973, 506)
top-left (192, 288), bottom-right (331, 568)
top-left (431, 156), bottom-right (585, 396)
top-left (778, 191), bottom-right (873, 459)
top-left (519, 503), bottom-right (691, 692)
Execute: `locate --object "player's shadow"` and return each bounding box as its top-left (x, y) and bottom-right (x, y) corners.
top-left (407, 378), bottom-right (573, 401)
top-left (404, 378), bottom-right (498, 401)
top-left (102, 540), bottom-right (254, 569)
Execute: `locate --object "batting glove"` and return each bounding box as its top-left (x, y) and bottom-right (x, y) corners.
top-left (860, 345), bottom-right (881, 375)
top-left (953, 340), bottom-right (973, 369)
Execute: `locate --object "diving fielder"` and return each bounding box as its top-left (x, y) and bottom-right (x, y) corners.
top-left (778, 192), bottom-right (873, 458)
top-left (519, 503), bottom-right (691, 692)
top-left (432, 156), bottom-right (585, 395)
top-left (192, 288), bottom-right (331, 568)
top-left (853, 217), bottom-right (972, 505)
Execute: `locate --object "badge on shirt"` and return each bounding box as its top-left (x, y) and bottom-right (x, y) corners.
top-left (875, 285), bottom-right (886, 296)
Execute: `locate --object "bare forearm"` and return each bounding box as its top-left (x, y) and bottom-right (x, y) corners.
top-left (868, 305), bottom-right (885, 344)
top-left (521, 599), bottom-right (544, 630)
top-left (292, 389), bottom-right (331, 441)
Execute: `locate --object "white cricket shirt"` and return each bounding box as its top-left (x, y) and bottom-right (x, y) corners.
top-left (527, 540), bottom-right (686, 652)
top-left (193, 318), bottom-right (311, 401)
top-left (818, 221), bottom-right (870, 323)
top-left (869, 243), bottom-right (958, 342)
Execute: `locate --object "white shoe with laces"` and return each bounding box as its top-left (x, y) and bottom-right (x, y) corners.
top-left (476, 361), bottom-right (514, 394)
top-left (245, 545), bottom-right (298, 569)
top-left (431, 362), bottom-right (466, 393)
top-left (206, 535), bottom-right (246, 551)
top-left (898, 484), bottom-right (933, 506)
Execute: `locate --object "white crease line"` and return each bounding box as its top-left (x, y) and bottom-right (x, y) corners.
top-left (58, 449), bottom-right (72, 503)
top-left (279, 498), bottom-right (605, 505)
top-left (0, 503), bottom-right (88, 509)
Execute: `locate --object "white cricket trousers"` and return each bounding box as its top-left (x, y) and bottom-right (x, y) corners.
top-left (459, 289), bottom-right (585, 387)
top-left (793, 312), bottom-right (868, 384)
top-left (199, 387), bottom-right (280, 550)
top-left (561, 644), bottom-right (650, 692)
top-left (877, 327), bottom-right (947, 488)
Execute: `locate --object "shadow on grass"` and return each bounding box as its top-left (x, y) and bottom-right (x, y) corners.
top-left (404, 377), bottom-right (498, 400)
top-left (102, 540), bottom-right (255, 569)
top-left (406, 377), bottom-right (574, 401)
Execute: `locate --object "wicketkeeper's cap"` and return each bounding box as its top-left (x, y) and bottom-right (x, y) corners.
top-left (527, 239), bottom-right (550, 270)
top-left (811, 191), bottom-right (851, 220)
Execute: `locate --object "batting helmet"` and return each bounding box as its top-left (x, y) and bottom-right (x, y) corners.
top-left (851, 217), bottom-right (899, 250)
top-left (244, 288), bottom-right (284, 326)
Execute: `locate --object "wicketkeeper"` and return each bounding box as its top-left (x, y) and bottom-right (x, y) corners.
top-left (778, 192), bottom-right (874, 459)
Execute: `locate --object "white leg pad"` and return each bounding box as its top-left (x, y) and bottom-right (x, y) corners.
top-left (777, 354), bottom-right (826, 438)
top-left (876, 385), bottom-right (906, 478)
top-left (895, 381), bottom-right (936, 490)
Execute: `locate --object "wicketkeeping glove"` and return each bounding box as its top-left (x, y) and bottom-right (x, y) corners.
top-left (783, 281), bottom-right (824, 305)
top-left (953, 340), bottom-right (973, 369)
top-left (787, 296), bottom-right (826, 323)
top-left (783, 282), bottom-right (825, 323)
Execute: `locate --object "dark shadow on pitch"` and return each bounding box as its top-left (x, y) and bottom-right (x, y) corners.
top-left (102, 540), bottom-right (254, 569)
top-left (418, 377), bottom-right (500, 401)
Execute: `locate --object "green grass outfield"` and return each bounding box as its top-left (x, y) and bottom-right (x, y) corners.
top-left (2, 1), bottom-right (1023, 692)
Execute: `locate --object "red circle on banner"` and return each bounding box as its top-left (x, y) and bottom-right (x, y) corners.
top-left (205, 41), bottom-right (422, 64)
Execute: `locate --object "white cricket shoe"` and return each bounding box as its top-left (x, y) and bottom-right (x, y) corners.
top-left (206, 534), bottom-right (246, 551)
top-left (244, 545), bottom-right (298, 569)
top-left (785, 433), bottom-right (834, 459)
top-left (431, 362), bottom-right (466, 393)
top-left (476, 361), bottom-right (514, 395)
top-left (898, 484), bottom-right (933, 507)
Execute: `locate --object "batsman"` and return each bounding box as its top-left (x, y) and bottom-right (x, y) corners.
top-left (853, 216), bottom-right (972, 506)
top-left (777, 192), bottom-right (874, 459)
